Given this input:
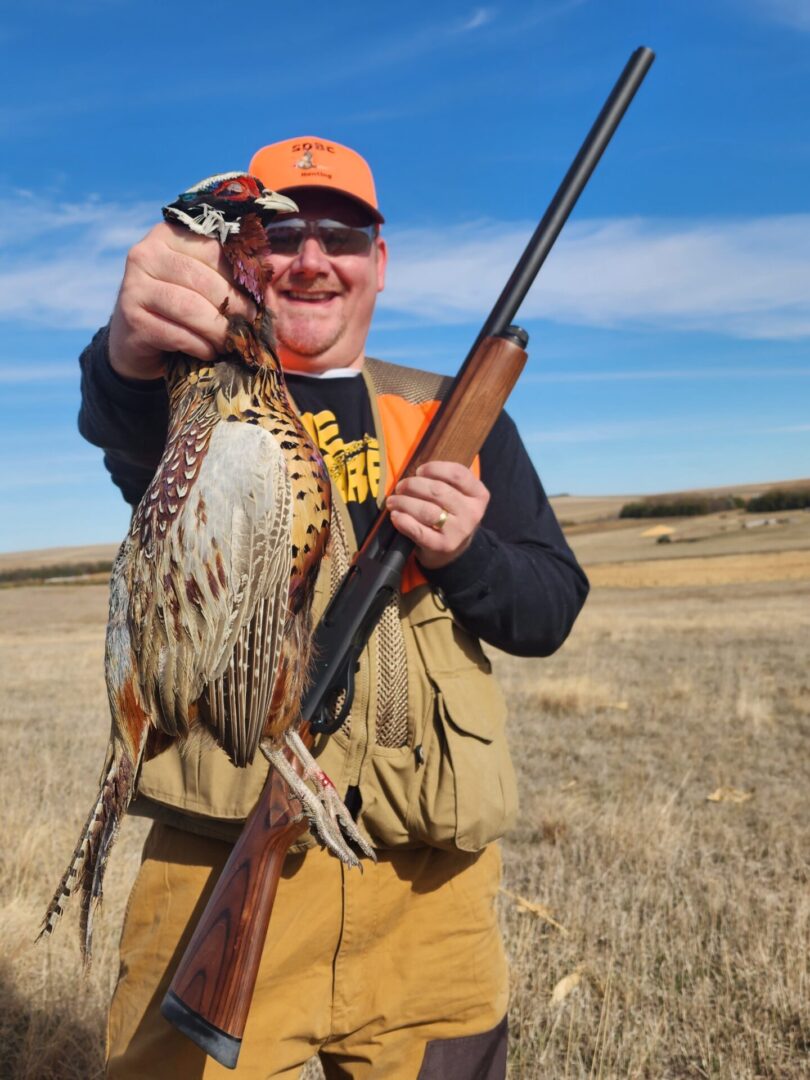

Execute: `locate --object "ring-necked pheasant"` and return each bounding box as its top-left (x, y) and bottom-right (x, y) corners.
top-left (41, 173), bottom-right (374, 960)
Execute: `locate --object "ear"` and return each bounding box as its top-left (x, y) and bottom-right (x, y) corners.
top-left (374, 235), bottom-right (387, 294)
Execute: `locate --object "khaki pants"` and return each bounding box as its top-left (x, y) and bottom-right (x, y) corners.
top-left (107, 823), bottom-right (509, 1078)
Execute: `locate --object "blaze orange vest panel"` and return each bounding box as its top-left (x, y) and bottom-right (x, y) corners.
top-left (376, 393), bottom-right (481, 595)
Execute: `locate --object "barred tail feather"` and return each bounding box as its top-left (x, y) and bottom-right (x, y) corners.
top-left (39, 750), bottom-right (135, 963)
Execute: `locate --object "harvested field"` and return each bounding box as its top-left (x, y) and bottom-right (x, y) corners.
top-left (549, 495), bottom-right (628, 525)
top-left (568, 509), bottom-right (810, 566)
top-left (587, 548), bottom-right (810, 588)
top-left (0, 524), bottom-right (808, 1077)
top-left (0, 544), bottom-right (118, 574)
top-left (495, 575), bottom-right (809, 1077)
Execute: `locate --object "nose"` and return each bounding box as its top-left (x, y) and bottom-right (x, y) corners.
top-left (291, 234), bottom-right (331, 277)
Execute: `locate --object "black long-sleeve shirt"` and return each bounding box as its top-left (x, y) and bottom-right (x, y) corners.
top-left (78, 326), bottom-right (588, 656)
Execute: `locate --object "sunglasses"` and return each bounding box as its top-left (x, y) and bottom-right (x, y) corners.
top-left (263, 218), bottom-right (377, 257)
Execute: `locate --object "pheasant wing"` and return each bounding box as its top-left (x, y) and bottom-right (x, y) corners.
top-left (128, 369), bottom-right (293, 766)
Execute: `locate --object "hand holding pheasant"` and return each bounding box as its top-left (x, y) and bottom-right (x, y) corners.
top-left (41, 173), bottom-right (374, 960)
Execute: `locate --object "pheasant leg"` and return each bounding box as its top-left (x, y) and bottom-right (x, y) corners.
top-left (260, 737), bottom-right (375, 868)
top-left (285, 728), bottom-right (377, 863)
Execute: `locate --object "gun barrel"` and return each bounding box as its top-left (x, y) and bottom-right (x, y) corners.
top-left (474, 45), bottom-right (655, 350)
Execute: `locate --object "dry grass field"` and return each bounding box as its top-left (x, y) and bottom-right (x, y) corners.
top-left (0, 544), bottom-right (119, 575)
top-left (1, 502), bottom-right (808, 1078)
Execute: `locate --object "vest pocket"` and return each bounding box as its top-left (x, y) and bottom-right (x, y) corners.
top-left (400, 595), bottom-right (519, 852)
top-left (434, 673), bottom-right (517, 850)
top-left (405, 668), bottom-right (518, 852)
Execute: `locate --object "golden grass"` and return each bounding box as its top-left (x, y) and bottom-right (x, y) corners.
top-left (0, 544), bottom-right (118, 574)
top-left (569, 508), bottom-right (810, 567)
top-left (0, 585), bottom-right (148, 1080)
top-left (495, 578), bottom-right (810, 1077)
top-left (549, 495), bottom-right (629, 525)
top-left (1, 540), bottom-right (808, 1077)
top-left (588, 549), bottom-right (810, 588)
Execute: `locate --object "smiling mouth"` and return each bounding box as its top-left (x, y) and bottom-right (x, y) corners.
top-left (283, 291), bottom-right (339, 304)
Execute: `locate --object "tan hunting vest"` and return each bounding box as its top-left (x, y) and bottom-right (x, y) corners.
top-left (133, 358), bottom-right (518, 852)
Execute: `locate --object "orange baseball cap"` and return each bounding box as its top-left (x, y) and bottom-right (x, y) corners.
top-left (249, 136), bottom-right (384, 224)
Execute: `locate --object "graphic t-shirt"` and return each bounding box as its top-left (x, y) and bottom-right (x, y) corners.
top-left (285, 370), bottom-right (380, 544)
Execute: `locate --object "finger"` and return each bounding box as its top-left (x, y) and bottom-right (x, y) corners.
top-left (163, 249), bottom-right (257, 323)
top-left (158, 220), bottom-right (236, 282)
top-left (389, 509), bottom-right (450, 550)
top-left (139, 281), bottom-right (235, 353)
top-left (146, 251), bottom-right (257, 324)
top-left (415, 461), bottom-right (488, 498)
top-left (392, 475), bottom-right (468, 514)
top-left (386, 492), bottom-right (460, 531)
top-left (132, 225), bottom-right (257, 322)
top-left (389, 510), bottom-right (475, 573)
top-left (132, 308), bottom-right (221, 363)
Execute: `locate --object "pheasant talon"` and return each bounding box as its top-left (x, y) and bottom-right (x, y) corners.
top-left (261, 744), bottom-right (364, 868)
top-left (268, 751), bottom-right (358, 867)
top-left (284, 729), bottom-right (377, 863)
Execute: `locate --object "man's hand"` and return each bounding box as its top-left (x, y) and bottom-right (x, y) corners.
top-left (387, 462), bottom-right (490, 570)
top-left (108, 222), bottom-right (257, 381)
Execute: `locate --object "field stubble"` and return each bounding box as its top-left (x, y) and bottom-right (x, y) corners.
top-left (0, 566), bottom-right (808, 1077)
top-left (496, 579), bottom-right (809, 1077)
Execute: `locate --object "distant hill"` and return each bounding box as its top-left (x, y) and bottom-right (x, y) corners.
top-left (0, 543), bottom-right (118, 584)
top-left (550, 477), bottom-right (810, 527)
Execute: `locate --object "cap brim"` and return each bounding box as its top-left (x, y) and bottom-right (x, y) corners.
top-left (279, 184), bottom-right (384, 225)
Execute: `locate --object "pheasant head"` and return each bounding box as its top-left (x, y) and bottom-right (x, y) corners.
top-left (163, 173), bottom-right (297, 306)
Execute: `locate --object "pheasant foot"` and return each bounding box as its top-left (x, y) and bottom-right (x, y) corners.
top-left (261, 734), bottom-right (376, 868)
top-left (285, 729), bottom-right (377, 863)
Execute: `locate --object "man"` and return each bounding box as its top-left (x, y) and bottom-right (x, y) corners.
top-left (78, 136), bottom-right (588, 1078)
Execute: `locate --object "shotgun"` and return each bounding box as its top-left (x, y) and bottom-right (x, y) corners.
top-left (161, 44), bottom-right (656, 1068)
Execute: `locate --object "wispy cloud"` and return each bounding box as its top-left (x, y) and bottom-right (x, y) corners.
top-left (746, 0), bottom-right (810, 31)
top-left (0, 259), bottom-right (124, 328)
top-left (0, 468), bottom-right (106, 493)
top-left (458, 7), bottom-right (496, 32)
top-left (382, 214), bottom-right (810, 340)
top-left (0, 195), bottom-right (154, 329)
top-left (6, 198), bottom-right (810, 343)
top-left (313, 0), bottom-right (583, 87)
top-left (525, 367), bottom-right (810, 383)
top-left (0, 450), bottom-right (103, 492)
top-left (526, 417), bottom-right (680, 445)
top-left (525, 415), bottom-right (810, 445)
top-left (0, 362), bottom-right (78, 384)
top-left (0, 191), bottom-right (154, 248)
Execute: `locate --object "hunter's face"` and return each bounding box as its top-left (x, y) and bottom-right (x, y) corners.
top-left (264, 190), bottom-right (386, 373)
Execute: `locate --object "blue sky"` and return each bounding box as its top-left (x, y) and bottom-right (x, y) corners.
top-left (1, 0), bottom-right (808, 551)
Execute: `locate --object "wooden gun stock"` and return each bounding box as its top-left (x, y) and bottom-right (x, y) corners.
top-left (402, 335), bottom-right (528, 473)
top-left (161, 743), bottom-right (309, 1069)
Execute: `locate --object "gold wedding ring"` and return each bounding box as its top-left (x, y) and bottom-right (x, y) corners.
top-left (431, 508), bottom-right (449, 532)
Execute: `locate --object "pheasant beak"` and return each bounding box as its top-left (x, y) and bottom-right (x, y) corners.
top-left (256, 190), bottom-right (299, 215)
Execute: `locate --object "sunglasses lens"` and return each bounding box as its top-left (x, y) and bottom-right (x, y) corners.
top-left (264, 223), bottom-right (306, 255)
top-left (319, 224), bottom-right (375, 256)
top-left (264, 220), bottom-right (375, 257)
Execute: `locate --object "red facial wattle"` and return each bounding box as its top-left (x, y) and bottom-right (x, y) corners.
top-left (210, 175), bottom-right (265, 202)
